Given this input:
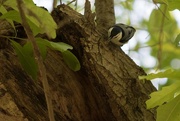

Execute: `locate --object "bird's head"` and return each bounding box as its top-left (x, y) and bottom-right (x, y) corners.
top-left (108, 23), bottom-right (136, 46)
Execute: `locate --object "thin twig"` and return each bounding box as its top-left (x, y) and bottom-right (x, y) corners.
top-left (75, 0), bottom-right (78, 10)
top-left (67, 0), bottom-right (76, 6)
top-left (16, 0), bottom-right (55, 121)
top-left (155, 4), bottom-right (169, 20)
top-left (53, 0), bottom-right (57, 9)
top-left (0, 35), bottom-right (26, 40)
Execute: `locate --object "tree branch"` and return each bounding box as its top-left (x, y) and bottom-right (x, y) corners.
top-left (95, 0), bottom-right (115, 34)
top-left (53, 5), bottom-right (156, 120)
top-left (16, 1), bottom-right (55, 121)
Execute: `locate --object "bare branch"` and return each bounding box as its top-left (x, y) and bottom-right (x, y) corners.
top-left (95, 0), bottom-right (115, 35)
top-left (53, 0), bottom-right (57, 9)
top-left (16, 1), bottom-right (55, 121)
top-left (84, 0), bottom-right (95, 27)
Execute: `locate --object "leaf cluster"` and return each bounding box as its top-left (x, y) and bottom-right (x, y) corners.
top-left (136, 0), bottom-right (180, 121)
top-left (140, 69), bottom-right (180, 121)
top-left (0, 0), bottom-right (80, 79)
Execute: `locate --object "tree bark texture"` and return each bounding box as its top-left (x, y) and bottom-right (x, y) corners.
top-left (0, 4), bottom-right (156, 121)
top-left (95, 0), bottom-right (115, 34)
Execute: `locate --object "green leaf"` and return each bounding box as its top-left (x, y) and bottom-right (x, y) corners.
top-left (23, 1), bottom-right (57, 38)
top-left (147, 5), bottom-right (178, 68)
top-left (35, 38), bottom-right (53, 59)
top-left (34, 38), bottom-right (80, 71)
top-left (148, 5), bottom-right (177, 44)
top-left (4, 0), bottom-right (57, 38)
top-left (163, 43), bottom-right (180, 55)
top-left (0, 10), bottom-right (44, 36)
top-left (0, 5), bottom-right (7, 14)
top-left (146, 82), bottom-right (180, 109)
top-left (24, 40), bottom-right (48, 60)
top-left (11, 40), bottom-right (38, 79)
top-left (153, 0), bottom-right (168, 4)
top-left (139, 69), bottom-right (180, 81)
top-left (157, 94), bottom-right (180, 121)
top-left (62, 50), bottom-right (80, 71)
top-left (49, 42), bottom-right (73, 52)
top-left (34, 38), bottom-right (73, 52)
top-left (0, 6), bottom-right (16, 31)
top-left (26, 19), bottom-right (41, 36)
top-left (0, 10), bottom-right (21, 23)
top-left (37, 44), bottom-right (47, 60)
top-left (4, 0), bottom-right (18, 11)
top-left (168, 0), bottom-right (180, 11)
top-left (153, 0), bottom-right (180, 10)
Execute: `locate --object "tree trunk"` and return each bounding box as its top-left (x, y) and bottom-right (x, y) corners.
top-left (0, 4), bottom-right (156, 121)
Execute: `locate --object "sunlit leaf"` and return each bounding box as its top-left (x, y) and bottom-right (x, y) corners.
top-left (4, 0), bottom-right (18, 11)
top-left (153, 0), bottom-right (168, 4)
top-left (139, 69), bottom-right (180, 81)
top-left (0, 10), bottom-right (21, 23)
top-left (34, 38), bottom-right (80, 71)
top-left (157, 94), bottom-right (180, 121)
top-left (163, 43), bottom-right (180, 55)
top-left (0, 6), bottom-right (16, 31)
top-left (11, 40), bottom-right (38, 79)
top-left (23, 1), bottom-right (57, 38)
top-left (168, 0), bottom-right (180, 11)
top-left (148, 5), bottom-right (177, 44)
top-left (49, 42), bottom-right (73, 52)
top-left (146, 82), bottom-right (180, 109)
top-left (0, 5), bottom-right (7, 14)
top-left (4, 0), bottom-right (57, 38)
top-left (120, 1), bottom-right (133, 10)
top-left (152, 0), bottom-right (180, 11)
top-left (0, 10), bottom-right (41, 36)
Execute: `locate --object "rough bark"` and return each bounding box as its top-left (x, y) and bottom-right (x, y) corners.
top-left (95, 0), bottom-right (115, 33)
top-left (0, 4), bottom-right (156, 121)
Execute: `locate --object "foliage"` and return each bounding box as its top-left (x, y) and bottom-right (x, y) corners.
top-left (147, 4), bottom-right (179, 69)
top-left (140, 69), bottom-right (180, 121)
top-left (31, 1), bottom-right (180, 120)
top-left (0, 0), bottom-right (80, 79)
top-left (108, 0), bottom-right (179, 120)
top-left (139, 69), bottom-right (180, 81)
top-left (10, 38), bottom-right (80, 79)
top-left (157, 94), bottom-right (180, 121)
top-left (11, 40), bottom-right (39, 79)
top-left (139, 1), bottom-right (180, 120)
top-left (2, 0), bottom-right (57, 38)
top-left (154, 0), bottom-right (180, 11)
top-left (0, 0), bottom-right (180, 120)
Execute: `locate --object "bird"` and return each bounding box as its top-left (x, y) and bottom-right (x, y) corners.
top-left (108, 23), bottom-right (136, 46)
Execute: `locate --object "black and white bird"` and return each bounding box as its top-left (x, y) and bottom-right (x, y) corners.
top-left (108, 23), bottom-right (136, 46)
